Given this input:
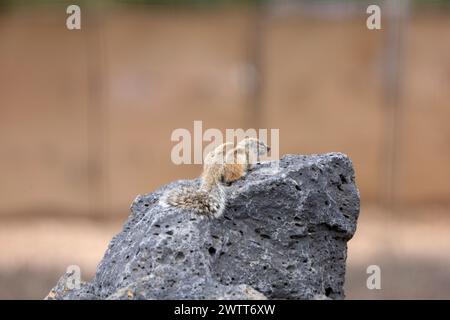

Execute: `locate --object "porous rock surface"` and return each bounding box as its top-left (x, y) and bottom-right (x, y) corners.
top-left (47, 153), bottom-right (360, 300)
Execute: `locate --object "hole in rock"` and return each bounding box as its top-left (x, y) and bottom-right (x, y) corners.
top-left (290, 234), bottom-right (306, 240)
top-left (208, 247), bottom-right (216, 255)
top-left (174, 252), bottom-right (185, 260)
top-left (339, 174), bottom-right (348, 184)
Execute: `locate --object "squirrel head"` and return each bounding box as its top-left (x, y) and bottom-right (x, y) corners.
top-left (238, 137), bottom-right (271, 157)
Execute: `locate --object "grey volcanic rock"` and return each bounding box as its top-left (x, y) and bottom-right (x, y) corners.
top-left (47, 153), bottom-right (360, 300)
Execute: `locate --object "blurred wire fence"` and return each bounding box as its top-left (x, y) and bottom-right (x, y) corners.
top-left (1, 0), bottom-right (449, 218)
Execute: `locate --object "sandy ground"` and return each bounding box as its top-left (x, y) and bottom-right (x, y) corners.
top-left (345, 205), bottom-right (450, 299)
top-left (0, 204), bottom-right (449, 299)
top-left (0, 218), bottom-right (121, 299)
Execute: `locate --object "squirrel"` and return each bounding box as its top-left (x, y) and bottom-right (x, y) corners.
top-left (161, 137), bottom-right (271, 218)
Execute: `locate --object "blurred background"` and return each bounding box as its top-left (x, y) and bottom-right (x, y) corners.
top-left (0, 0), bottom-right (449, 299)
